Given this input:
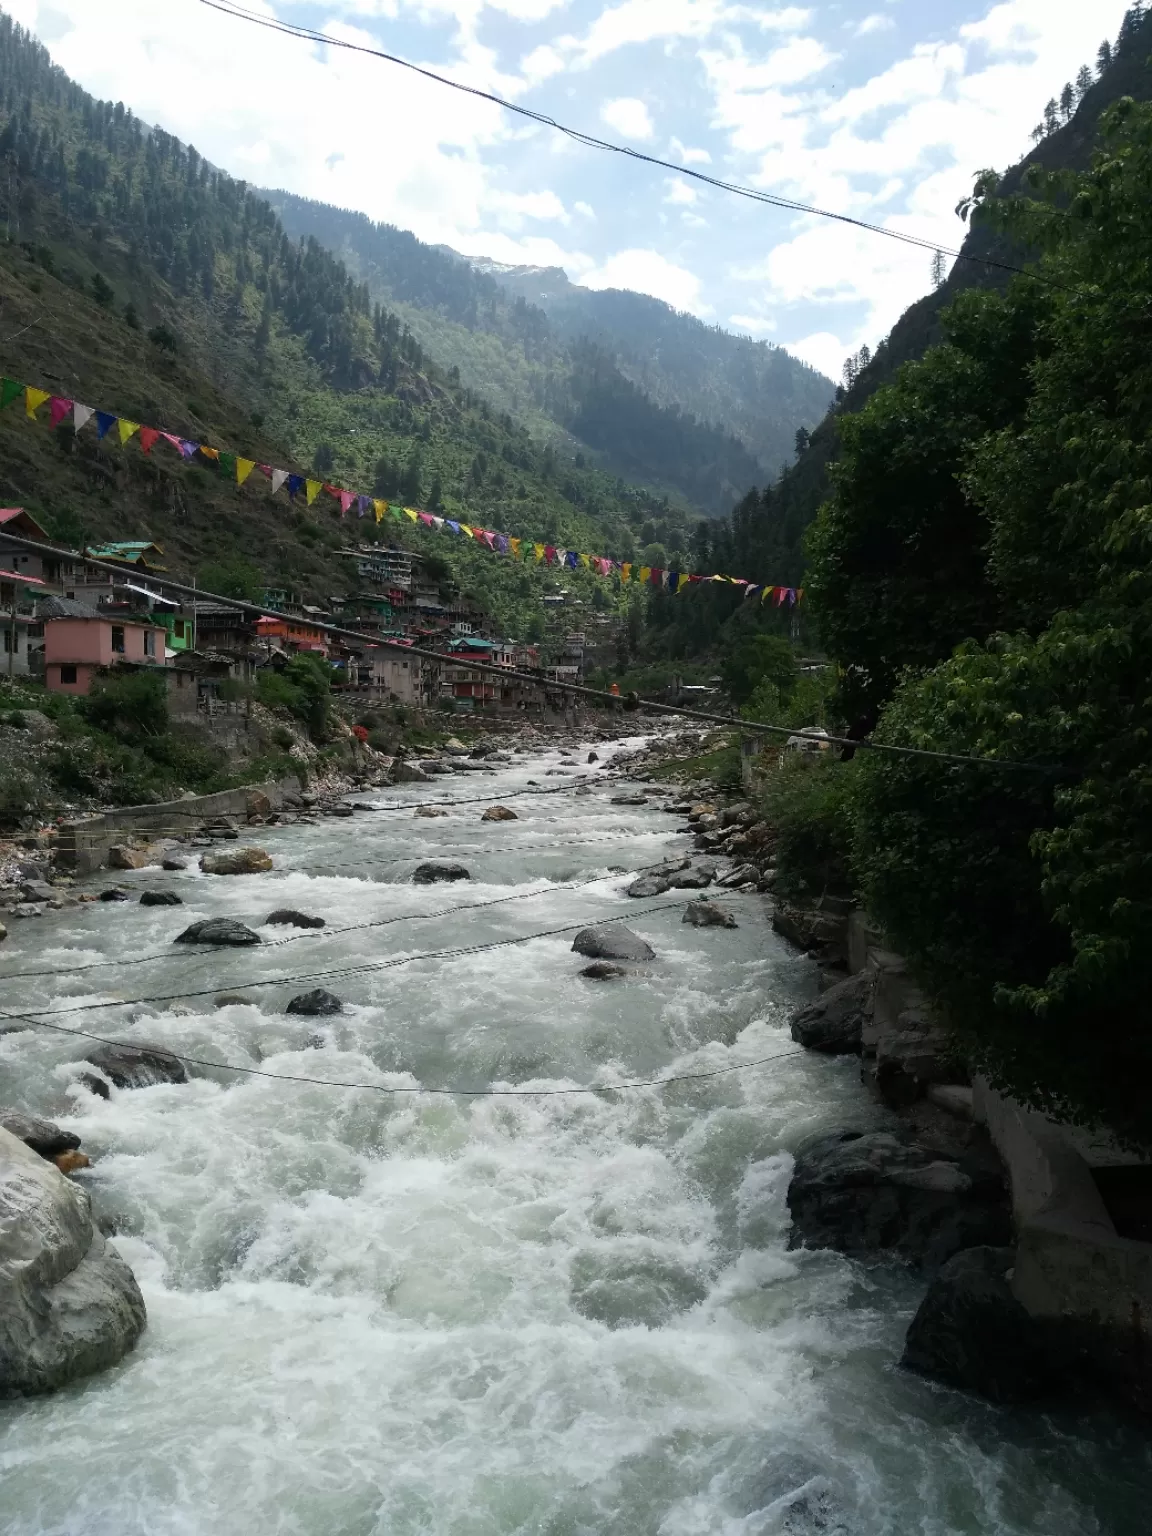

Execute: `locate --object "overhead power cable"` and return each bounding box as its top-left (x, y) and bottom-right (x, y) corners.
top-left (1, 858), bottom-right (692, 982)
top-left (2, 1001), bottom-right (807, 1098)
top-left (1, 531), bottom-right (1054, 771)
top-left (197, 0), bottom-right (1037, 282)
top-left (3, 895), bottom-right (739, 1014)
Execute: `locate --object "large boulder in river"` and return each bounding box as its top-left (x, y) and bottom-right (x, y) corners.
top-left (391, 761), bottom-right (432, 784)
top-left (481, 806), bottom-right (518, 821)
top-left (174, 918), bottom-right (261, 946)
top-left (581, 961), bottom-right (627, 980)
top-left (571, 925), bottom-right (655, 962)
top-left (790, 972), bottom-right (872, 1054)
top-left (682, 900), bottom-right (737, 928)
top-left (265, 909), bottom-right (325, 930)
top-left (669, 864), bottom-right (715, 890)
top-left (0, 1111), bottom-right (80, 1161)
top-left (139, 891), bottom-right (182, 907)
top-left (626, 872), bottom-right (671, 898)
top-left (0, 1129), bottom-right (146, 1395)
top-left (412, 862), bottom-right (470, 884)
top-left (200, 846), bottom-right (273, 876)
top-left (285, 989), bottom-right (344, 1017)
top-left (901, 1246), bottom-right (1056, 1402)
top-left (81, 1044), bottom-right (188, 1094)
top-left (787, 1129), bottom-right (1012, 1271)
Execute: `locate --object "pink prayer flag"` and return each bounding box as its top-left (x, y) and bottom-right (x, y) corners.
top-left (49, 397), bottom-right (73, 429)
top-left (338, 491), bottom-right (354, 515)
top-left (161, 433), bottom-right (183, 453)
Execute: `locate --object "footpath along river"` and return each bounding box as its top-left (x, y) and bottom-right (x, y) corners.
top-left (0, 735), bottom-right (1148, 1535)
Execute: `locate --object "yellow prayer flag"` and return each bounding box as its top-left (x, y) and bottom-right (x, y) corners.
top-left (534, 543), bottom-right (545, 563)
top-left (621, 563), bottom-right (631, 584)
top-left (677, 574), bottom-right (691, 593)
top-left (460, 524), bottom-right (474, 538)
top-left (639, 566), bottom-right (651, 585)
top-left (374, 500), bottom-right (387, 523)
top-left (117, 419), bottom-right (140, 445)
top-left (306, 479), bottom-right (322, 506)
top-left (236, 458), bottom-right (256, 486)
top-left (760, 586), bottom-right (771, 603)
top-left (24, 387), bottom-right (49, 419)
top-left (579, 553), bottom-right (591, 570)
top-left (509, 538), bottom-right (522, 558)
top-left (404, 507), bottom-right (418, 522)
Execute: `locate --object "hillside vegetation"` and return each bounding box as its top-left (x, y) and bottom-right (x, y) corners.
top-left (0, 13), bottom-right (702, 636)
top-left (795, 91), bottom-right (1152, 1145)
top-left (267, 190), bottom-right (831, 514)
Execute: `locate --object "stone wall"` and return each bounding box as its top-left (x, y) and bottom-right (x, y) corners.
top-left (55, 775), bottom-right (302, 874)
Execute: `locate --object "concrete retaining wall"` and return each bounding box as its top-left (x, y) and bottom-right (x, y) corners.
top-left (56, 776), bottom-right (303, 874)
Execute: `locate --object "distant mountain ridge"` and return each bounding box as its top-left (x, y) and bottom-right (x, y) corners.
top-left (265, 189), bottom-right (833, 515)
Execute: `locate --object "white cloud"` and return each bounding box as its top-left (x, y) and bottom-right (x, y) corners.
top-left (487, 0), bottom-right (571, 18)
top-left (520, 43), bottom-right (566, 84)
top-left (600, 96), bottom-right (655, 141)
top-left (663, 177), bottom-right (698, 205)
top-left (728, 311), bottom-right (777, 335)
top-left (574, 200), bottom-right (596, 218)
top-left (778, 330), bottom-right (851, 378)
top-left (854, 13), bottom-right (895, 36)
top-left (669, 135), bottom-right (712, 165)
top-left (487, 188), bottom-right (571, 227)
top-left (579, 248), bottom-right (710, 313)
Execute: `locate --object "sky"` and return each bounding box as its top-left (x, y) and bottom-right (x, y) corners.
top-left (6, 0), bottom-right (1134, 380)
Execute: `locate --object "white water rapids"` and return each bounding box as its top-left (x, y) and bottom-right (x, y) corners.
top-left (0, 737), bottom-right (1147, 1535)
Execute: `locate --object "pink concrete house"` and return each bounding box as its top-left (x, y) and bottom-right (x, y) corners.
top-left (41, 598), bottom-right (166, 695)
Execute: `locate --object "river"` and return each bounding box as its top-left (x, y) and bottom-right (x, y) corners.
top-left (0, 735), bottom-right (1147, 1535)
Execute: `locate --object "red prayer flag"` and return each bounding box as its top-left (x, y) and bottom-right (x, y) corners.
top-left (139, 426), bottom-right (160, 454)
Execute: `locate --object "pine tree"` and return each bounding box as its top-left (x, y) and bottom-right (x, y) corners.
top-left (1075, 64), bottom-right (1094, 100)
top-left (1043, 98), bottom-right (1059, 134)
top-left (931, 249), bottom-right (947, 289)
top-left (1097, 39), bottom-right (1113, 74)
top-left (1059, 82), bottom-right (1075, 121)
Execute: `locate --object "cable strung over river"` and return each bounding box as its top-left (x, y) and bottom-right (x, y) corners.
top-left (0, 735), bottom-right (1142, 1535)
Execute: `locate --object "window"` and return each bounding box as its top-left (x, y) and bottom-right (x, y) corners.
top-left (111, 626), bottom-right (125, 654)
top-left (144, 630), bottom-right (155, 657)
top-left (59, 664), bottom-right (77, 684)
top-left (2, 630), bottom-right (16, 653)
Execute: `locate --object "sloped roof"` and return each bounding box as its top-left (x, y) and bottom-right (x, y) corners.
top-left (0, 507), bottom-right (49, 540)
top-left (38, 595), bottom-right (102, 619)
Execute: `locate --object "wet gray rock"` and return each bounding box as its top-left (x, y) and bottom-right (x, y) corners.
top-left (81, 1044), bottom-right (188, 1093)
top-left (0, 1111), bottom-right (80, 1160)
top-left (787, 1129), bottom-right (1012, 1271)
top-left (285, 989), bottom-right (344, 1017)
top-left (161, 858), bottom-right (187, 872)
top-left (97, 889), bottom-right (130, 903)
top-left (391, 761), bottom-right (432, 784)
top-left (265, 909), bottom-right (326, 929)
top-left (214, 993), bottom-right (257, 1009)
top-left (139, 891), bottom-right (183, 907)
top-left (626, 872), bottom-right (671, 898)
top-left (21, 880), bottom-right (54, 903)
top-left (174, 918), bottom-right (261, 946)
top-left (580, 961), bottom-right (628, 979)
top-left (611, 795), bottom-right (649, 807)
top-left (199, 846), bottom-right (273, 875)
top-left (587, 752), bottom-right (599, 763)
top-left (0, 1129), bottom-right (146, 1395)
top-left (718, 863), bottom-right (759, 888)
top-left (901, 1246), bottom-right (1056, 1401)
top-left (682, 900), bottom-right (738, 928)
top-left (325, 804), bottom-right (355, 818)
top-left (412, 862), bottom-right (470, 884)
top-left (790, 972), bottom-right (871, 1055)
top-left (571, 925), bottom-right (655, 962)
top-left (669, 864), bottom-right (715, 890)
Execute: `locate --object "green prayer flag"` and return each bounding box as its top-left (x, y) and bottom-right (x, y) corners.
top-left (0, 377), bottom-right (24, 410)
top-left (217, 452), bottom-right (237, 479)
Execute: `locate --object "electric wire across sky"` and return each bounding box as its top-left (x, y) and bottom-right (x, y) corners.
top-left (197, 0), bottom-right (1038, 282)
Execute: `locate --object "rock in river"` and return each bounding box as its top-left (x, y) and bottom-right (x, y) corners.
top-left (0, 1128), bottom-right (146, 1395)
top-left (580, 961), bottom-right (627, 980)
top-left (174, 918), bottom-right (262, 946)
top-left (412, 862), bottom-right (471, 884)
top-left (669, 864), bottom-right (715, 890)
top-left (789, 972), bottom-right (871, 1055)
top-left (265, 908), bottom-right (326, 929)
top-left (901, 1246), bottom-right (1056, 1402)
top-left (414, 806), bottom-right (449, 818)
top-left (787, 1129), bottom-right (1012, 1271)
top-left (682, 900), bottom-right (738, 928)
top-left (481, 806), bottom-right (518, 821)
top-left (97, 888), bottom-right (130, 903)
top-left (139, 891), bottom-right (183, 907)
top-left (199, 846), bottom-right (273, 876)
top-left (626, 872), bottom-right (671, 898)
top-left (571, 925), bottom-right (655, 962)
top-left (285, 989), bottom-right (344, 1017)
top-left (81, 1044), bottom-right (188, 1094)
top-left (0, 1110), bottom-right (81, 1161)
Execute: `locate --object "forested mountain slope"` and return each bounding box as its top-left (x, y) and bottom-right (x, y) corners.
top-left (266, 190), bottom-right (832, 514)
top-left (717, 3), bottom-right (1152, 588)
top-left (0, 12), bottom-right (695, 633)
